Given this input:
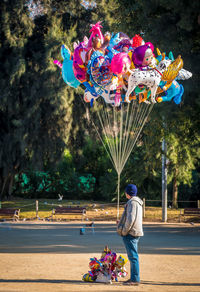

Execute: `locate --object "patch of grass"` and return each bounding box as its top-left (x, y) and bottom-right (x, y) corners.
top-left (0, 198), bottom-right (199, 222)
top-left (144, 207), bottom-right (181, 222)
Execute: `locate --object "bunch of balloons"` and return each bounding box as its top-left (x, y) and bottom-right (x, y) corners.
top-left (54, 22), bottom-right (192, 106)
top-left (82, 246), bottom-right (128, 283)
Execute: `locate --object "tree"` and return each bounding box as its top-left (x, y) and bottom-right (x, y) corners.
top-left (0, 0), bottom-right (34, 199)
top-left (166, 108), bottom-right (200, 208)
top-left (2, 0), bottom-right (199, 204)
top-left (0, 0), bottom-right (78, 199)
top-left (114, 0), bottom-right (200, 205)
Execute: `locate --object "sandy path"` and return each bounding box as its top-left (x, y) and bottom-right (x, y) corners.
top-left (0, 221), bottom-right (199, 292)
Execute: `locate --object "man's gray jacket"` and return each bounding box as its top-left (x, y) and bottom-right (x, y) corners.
top-left (117, 196), bottom-right (144, 237)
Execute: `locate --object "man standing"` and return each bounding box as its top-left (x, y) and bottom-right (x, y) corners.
top-left (117, 184), bottom-right (143, 286)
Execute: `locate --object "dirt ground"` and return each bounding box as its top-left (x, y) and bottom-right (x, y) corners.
top-left (0, 221), bottom-right (200, 292)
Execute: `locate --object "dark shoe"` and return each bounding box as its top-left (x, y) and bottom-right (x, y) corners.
top-left (123, 279), bottom-right (140, 286)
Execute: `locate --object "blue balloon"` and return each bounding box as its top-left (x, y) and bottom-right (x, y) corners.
top-left (62, 59), bottom-right (80, 88)
top-left (61, 45), bottom-right (80, 89)
top-left (159, 80), bottom-right (184, 104)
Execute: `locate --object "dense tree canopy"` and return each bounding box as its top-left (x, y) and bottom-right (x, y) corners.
top-left (114, 0), bottom-right (200, 206)
top-left (0, 0), bottom-right (199, 206)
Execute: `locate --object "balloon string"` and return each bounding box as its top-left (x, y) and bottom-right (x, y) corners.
top-left (117, 172), bottom-right (120, 220)
top-left (80, 95), bottom-right (154, 219)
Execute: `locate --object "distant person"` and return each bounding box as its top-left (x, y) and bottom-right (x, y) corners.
top-left (117, 184), bottom-right (143, 286)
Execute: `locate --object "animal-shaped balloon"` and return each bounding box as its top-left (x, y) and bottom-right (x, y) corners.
top-left (54, 45), bottom-right (80, 88)
top-left (157, 80), bottom-right (184, 104)
top-left (125, 53), bottom-right (172, 103)
top-left (158, 54), bottom-right (184, 104)
top-left (176, 68), bottom-right (192, 80)
top-left (156, 49), bottom-right (192, 80)
top-left (155, 50), bottom-right (191, 104)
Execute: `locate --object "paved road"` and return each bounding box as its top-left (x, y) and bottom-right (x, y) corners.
top-left (0, 222), bottom-right (200, 292)
top-left (0, 221), bottom-right (199, 255)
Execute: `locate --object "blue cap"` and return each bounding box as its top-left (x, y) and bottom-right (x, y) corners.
top-left (125, 184), bottom-right (137, 196)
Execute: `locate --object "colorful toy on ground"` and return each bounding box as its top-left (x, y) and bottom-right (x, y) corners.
top-left (82, 246), bottom-right (128, 283)
top-left (54, 22), bottom-right (192, 106)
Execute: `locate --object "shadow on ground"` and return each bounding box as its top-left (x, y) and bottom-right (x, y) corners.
top-left (0, 279), bottom-right (199, 287)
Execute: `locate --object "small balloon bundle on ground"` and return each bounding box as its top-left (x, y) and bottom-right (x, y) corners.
top-left (82, 246), bottom-right (128, 283)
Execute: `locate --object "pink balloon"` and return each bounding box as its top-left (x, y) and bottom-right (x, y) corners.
top-left (111, 53), bottom-right (131, 75)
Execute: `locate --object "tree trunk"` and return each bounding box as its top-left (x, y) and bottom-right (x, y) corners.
top-left (0, 172), bottom-right (2, 200)
top-left (172, 168), bottom-right (178, 209)
top-left (0, 175), bottom-right (3, 201)
top-left (8, 174), bottom-right (14, 199)
top-left (0, 175), bottom-right (8, 201)
top-left (0, 174), bottom-right (14, 200)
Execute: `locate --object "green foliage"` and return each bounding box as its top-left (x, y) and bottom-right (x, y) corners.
top-left (0, 0), bottom-right (199, 205)
top-left (165, 107), bottom-right (199, 186)
top-left (0, 0), bottom-right (79, 199)
top-left (114, 0), bottom-right (200, 205)
top-left (79, 174), bottom-right (96, 193)
top-left (98, 168), bottom-right (119, 201)
top-left (13, 147), bottom-right (97, 199)
top-left (0, 0), bottom-right (35, 199)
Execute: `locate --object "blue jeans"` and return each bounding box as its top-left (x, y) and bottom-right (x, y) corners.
top-left (122, 234), bottom-right (140, 282)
